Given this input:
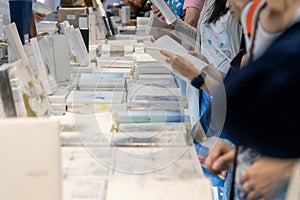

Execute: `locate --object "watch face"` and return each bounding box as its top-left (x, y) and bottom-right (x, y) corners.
top-left (191, 74), bottom-right (204, 89)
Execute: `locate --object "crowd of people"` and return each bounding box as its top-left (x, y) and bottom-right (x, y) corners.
top-left (139, 0), bottom-right (300, 199)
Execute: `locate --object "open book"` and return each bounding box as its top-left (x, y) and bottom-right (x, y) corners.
top-left (150, 0), bottom-right (177, 25)
top-left (144, 35), bottom-right (208, 82)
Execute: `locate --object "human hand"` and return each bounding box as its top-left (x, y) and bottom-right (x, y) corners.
top-left (188, 51), bottom-right (209, 64)
top-left (160, 50), bottom-right (200, 81)
top-left (32, 11), bottom-right (46, 22)
top-left (204, 140), bottom-right (235, 174)
top-left (240, 157), bottom-right (296, 200)
top-left (240, 53), bottom-right (250, 68)
top-left (151, 5), bottom-right (166, 23)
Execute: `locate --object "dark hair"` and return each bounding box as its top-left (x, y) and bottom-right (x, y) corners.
top-left (206, 0), bottom-right (229, 24)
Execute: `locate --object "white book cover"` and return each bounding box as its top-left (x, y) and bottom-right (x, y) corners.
top-left (47, 34), bottom-right (71, 83)
top-left (66, 90), bottom-right (125, 105)
top-left (88, 13), bottom-right (97, 45)
top-left (3, 23), bottom-right (51, 116)
top-left (37, 36), bottom-right (57, 85)
top-left (61, 146), bottom-right (116, 162)
top-left (153, 159), bottom-right (204, 178)
top-left (100, 44), bottom-right (134, 57)
top-left (61, 131), bottom-right (112, 147)
top-left (134, 66), bottom-right (171, 75)
top-left (0, 63), bottom-right (19, 117)
top-left (115, 110), bottom-right (185, 123)
top-left (64, 26), bottom-right (88, 64)
top-left (30, 37), bottom-right (54, 95)
top-left (78, 73), bottom-right (126, 89)
top-left (136, 74), bottom-right (173, 79)
top-left (118, 122), bottom-right (186, 133)
top-left (63, 179), bottom-right (106, 200)
top-left (50, 103), bottom-right (66, 111)
top-left (127, 85), bottom-right (181, 98)
top-left (97, 16), bottom-right (109, 39)
top-left (133, 53), bottom-right (157, 63)
top-left (93, 67), bottom-right (133, 77)
top-left (144, 35), bottom-right (208, 82)
top-left (145, 13), bottom-right (170, 36)
top-left (127, 79), bottom-right (178, 89)
top-left (135, 61), bottom-right (171, 74)
top-left (128, 95), bottom-right (188, 110)
top-left (105, 176), bottom-right (212, 200)
top-left (96, 57), bottom-right (135, 68)
top-left (62, 160), bottom-right (112, 179)
top-left (150, 0), bottom-right (177, 25)
top-left (48, 87), bottom-right (72, 103)
top-left (111, 130), bottom-right (187, 147)
top-left (107, 39), bottom-right (138, 46)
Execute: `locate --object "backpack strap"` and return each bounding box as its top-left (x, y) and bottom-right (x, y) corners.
top-left (245, 0), bottom-right (266, 36)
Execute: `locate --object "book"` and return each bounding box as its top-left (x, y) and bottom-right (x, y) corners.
top-left (111, 130), bottom-right (187, 147)
top-left (0, 63), bottom-right (18, 117)
top-left (95, 56), bottom-right (135, 68)
top-left (48, 86), bottom-right (72, 103)
top-left (115, 110), bottom-right (185, 123)
top-left (127, 84), bottom-right (182, 99)
top-left (127, 95), bottom-right (188, 110)
top-left (62, 160), bottom-right (112, 179)
top-left (66, 90), bottom-right (125, 106)
top-left (30, 37), bottom-right (54, 95)
top-left (61, 146), bottom-right (116, 162)
top-left (36, 35), bottom-right (57, 83)
top-left (149, 0), bottom-right (177, 25)
top-left (93, 67), bottom-right (133, 77)
top-left (63, 179), bottom-right (106, 200)
top-left (3, 24), bottom-right (51, 116)
top-left (144, 35), bottom-right (208, 82)
top-left (134, 61), bottom-right (171, 75)
top-left (126, 79), bottom-right (178, 90)
top-left (0, 118), bottom-right (61, 200)
top-left (77, 73), bottom-right (126, 90)
top-left (39, 34), bottom-right (71, 83)
top-left (118, 122), bottom-right (187, 133)
top-left (136, 74), bottom-right (173, 80)
top-left (61, 131), bottom-right (112, 147)
top-left (100, 44), bottom-right (134, 57)
top-left (105, 176), bottom-right (212, 200)
top-left (64, 25), bottom-right (88, 64)
top-left (145, 13), bottom-right (170, 37)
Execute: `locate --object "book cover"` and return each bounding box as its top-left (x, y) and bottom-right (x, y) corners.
top-left (0, 64), bottom-right (17, 117)
top-left (115, 110), bottom-right (185, 123)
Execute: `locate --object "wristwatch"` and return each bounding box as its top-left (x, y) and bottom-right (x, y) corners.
top-left (191, 72), bottom-right (205, 89)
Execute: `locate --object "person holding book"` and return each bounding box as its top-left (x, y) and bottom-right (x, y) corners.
top-left (152, 0), bottom-right (242, 134)
top-left (161, 0), bottom-right (300, 199)
top-left (152, 0), bottom-right (243, 196)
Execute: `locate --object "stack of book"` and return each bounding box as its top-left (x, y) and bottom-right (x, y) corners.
top-left (77, 73), bottom-right (127, 91)
top-left (48, 85), bottom-right (73, 115)
top-left (66, 90), bottom-right (126, 113)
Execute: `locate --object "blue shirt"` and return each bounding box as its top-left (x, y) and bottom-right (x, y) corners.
top-left (166, 0), bottom-right (185, 20)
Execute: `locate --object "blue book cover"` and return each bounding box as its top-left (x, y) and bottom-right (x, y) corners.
top-left (116, 110), bottom-right (185, 123)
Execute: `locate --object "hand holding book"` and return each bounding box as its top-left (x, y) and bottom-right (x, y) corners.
top-left (150, 0), bottom-right (177, 26)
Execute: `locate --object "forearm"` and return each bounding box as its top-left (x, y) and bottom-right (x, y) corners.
top-left (184, 7), bottom-right (201, 28)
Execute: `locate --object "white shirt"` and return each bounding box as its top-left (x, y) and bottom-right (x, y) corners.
top-left (200, 11), bottom-right (233, 74)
